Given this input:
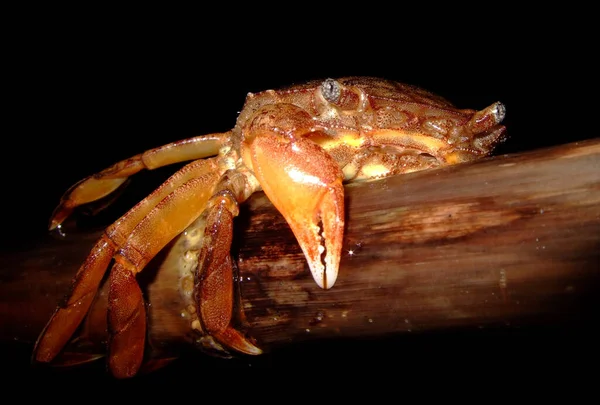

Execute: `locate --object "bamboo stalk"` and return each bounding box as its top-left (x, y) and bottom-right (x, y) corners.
top-left (1, 138), bottom-right (599, 373)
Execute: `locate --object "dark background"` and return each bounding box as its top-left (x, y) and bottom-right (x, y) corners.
top-left (6, 23), bottom-right (593, 246)
top-left (2, 7), bottom-right (596, 388)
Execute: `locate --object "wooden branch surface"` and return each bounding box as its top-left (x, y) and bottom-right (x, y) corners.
top-left (1, 139), bottom-right (599, 370)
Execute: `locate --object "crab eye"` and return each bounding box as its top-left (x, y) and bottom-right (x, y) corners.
top-left (321, 78), bottom-right (341, 104)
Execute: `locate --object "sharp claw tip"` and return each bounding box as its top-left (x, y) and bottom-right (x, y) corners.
top-left (312, 269), bottom-right (338, 289)
top-left (322, 278), bottom-right (337, 290)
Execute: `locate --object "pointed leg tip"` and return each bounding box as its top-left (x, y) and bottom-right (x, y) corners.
top-left (215, 327), bottom-right (263, 356)
top-left (32, 348), bottom-right (52, 364)
top-left (230, 336), bottom-right (263, 356)
top-left (244, 344), bottom-right (263, 356)
top-left (48, 220), bottom-right (60, 231)
top-left (48, 206), bottom-right (71, 231)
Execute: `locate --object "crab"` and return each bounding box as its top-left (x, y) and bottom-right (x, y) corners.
top-left (33, 77), bottom-right (506, 377)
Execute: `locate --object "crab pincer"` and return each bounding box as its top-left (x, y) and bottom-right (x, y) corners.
top-left (241, 104), bottom-right (345, 289)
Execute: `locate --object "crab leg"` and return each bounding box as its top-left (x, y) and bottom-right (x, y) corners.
top-left (241, 104), bottom-right (345, 289)
top-left (34, 157), bottom-right (225, 377)
top-left (50, 133), bottom-right (229, 230)
top-left (193, 171), bottom-right (263, 354)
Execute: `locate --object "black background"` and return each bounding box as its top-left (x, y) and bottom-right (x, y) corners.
top-left (2, 6), bottom-right (597, 390)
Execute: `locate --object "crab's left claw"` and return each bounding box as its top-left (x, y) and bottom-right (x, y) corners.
top-left (242, 108), bottom-right (345, 289)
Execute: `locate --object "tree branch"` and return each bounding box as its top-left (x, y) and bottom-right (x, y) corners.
top-left (1, 139), bottom-right (599, 372)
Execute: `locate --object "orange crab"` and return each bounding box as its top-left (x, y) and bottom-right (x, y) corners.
top-left (33, 77), bottom-right (506, 377)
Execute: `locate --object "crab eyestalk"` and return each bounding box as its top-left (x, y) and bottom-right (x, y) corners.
top-left (467, 101), bottom-right (506, 134)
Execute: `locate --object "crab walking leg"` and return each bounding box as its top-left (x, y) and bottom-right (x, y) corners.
top-left (241, 104), bottom-right (345, 289)
top-left (105, 164), bottom-right (234, 378)
top-left (194, 171), bottom-right (262, 355)
top-left (107, 262), bottom-right (145, 378)
top-left (50, 133), bottom-right (229, 230)
top-left (33, 157), bottom-right (224, 369)
top-left (33, 235), bottom-right (115, 363)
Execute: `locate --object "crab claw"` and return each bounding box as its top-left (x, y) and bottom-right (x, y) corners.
top-left (244, 133), bottom-right (345, 289)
